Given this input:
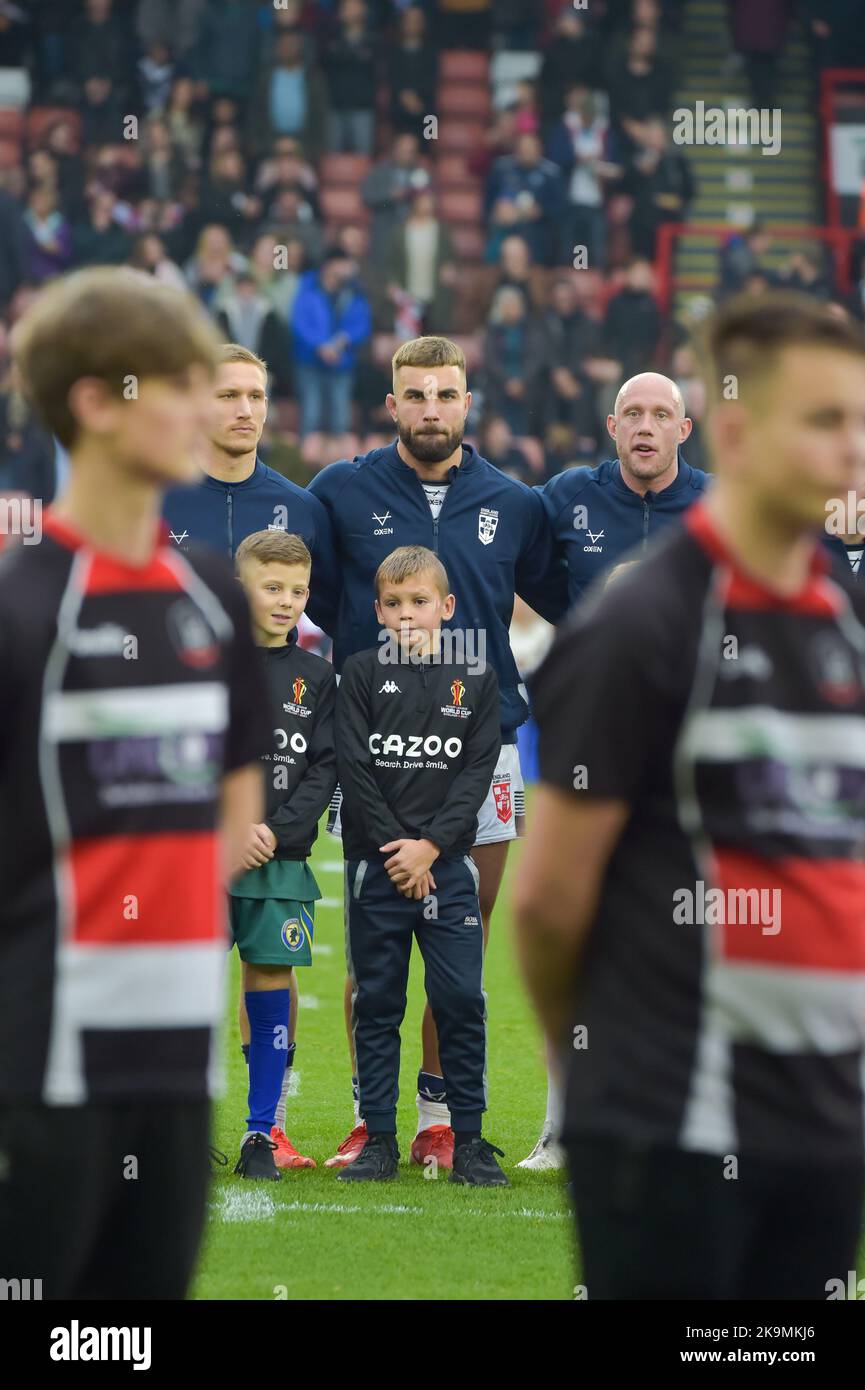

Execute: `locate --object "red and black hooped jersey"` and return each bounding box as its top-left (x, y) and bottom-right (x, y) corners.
top-left (0, 512), bottom-right (269, 1104)
top-left (532, 500), bottom-right (865, 1163)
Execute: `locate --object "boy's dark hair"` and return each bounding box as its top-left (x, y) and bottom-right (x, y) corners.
top-left (695, 290), bottom-right (865, 409)
top-left (375, 545), bottom-right (449, 598)
top-left (235, 530), bottom-right (311, 573)
top-left (13, 266), bottom-right (222, 448)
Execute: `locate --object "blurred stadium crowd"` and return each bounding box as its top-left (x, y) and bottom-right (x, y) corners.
top-left (1, 0), bottom-right (862, 496)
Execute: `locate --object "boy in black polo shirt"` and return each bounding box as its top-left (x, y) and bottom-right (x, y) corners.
top-left (335, 544), bottom-right (507, 1185)
top-left (231, 530), bottom-right (337, 1180)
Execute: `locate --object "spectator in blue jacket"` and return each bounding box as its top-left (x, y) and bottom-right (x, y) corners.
top-left (540, 371), bottom-right (710, 609)
top-left (290, 248), bottom-right (372, 443)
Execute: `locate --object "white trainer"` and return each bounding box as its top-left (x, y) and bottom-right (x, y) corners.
top-left (517, 1127), bottom-right (565, 1171)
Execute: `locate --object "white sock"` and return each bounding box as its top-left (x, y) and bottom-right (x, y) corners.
top-left (544, 1054), bottom-right (564, 1138)
top-left (274, 1069), bottom-right (292, 1131)
top-left (416, 1094), bottom-right (451, 1133)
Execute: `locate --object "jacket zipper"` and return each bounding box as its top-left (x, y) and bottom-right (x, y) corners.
top-left (227, 489), bottom-right (234, 557)
top-left (642, 493), bottom-right (653, 547)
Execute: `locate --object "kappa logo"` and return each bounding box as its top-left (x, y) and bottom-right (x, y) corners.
top-left (478, 508), bottom-right (499, 545)
top-left (373, 510), bottom-right (394, 535)
top-left (379, 680), bottom-right (401, 694)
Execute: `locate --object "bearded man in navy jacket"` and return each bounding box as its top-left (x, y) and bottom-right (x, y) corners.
top-left (308, 334), bottom-right (570, 1173)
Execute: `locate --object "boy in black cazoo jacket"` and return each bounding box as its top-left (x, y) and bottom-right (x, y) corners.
top-left (335, 545), bottom-right (508, 1186)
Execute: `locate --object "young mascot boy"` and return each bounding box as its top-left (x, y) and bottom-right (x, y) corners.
top-left (231, 530), bottom-right (337, 1180)
top-left (335, 544), bottom-right (507, 1185)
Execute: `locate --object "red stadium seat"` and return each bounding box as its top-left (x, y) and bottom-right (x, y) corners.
top-left (437, 188), bottom-right (483, 225)
top-left (26, 107), bottom-right (82, 151)
top-left (0, 138), bottom-right (21, 169)
top-left (320, 153), bottom-right (372, 187)
top-left (436, 85), bottom-right (492, 119)
top-left (448, 225), bottom-right (486, 261)
top-left (439, 52), bottom-right (490, 84)
top-left (319, 185), bottom-right (370, 224)
top-left (433, 155), bottom-right (476, 188)
top-left (0, 108), bottom-right (23, 142)
top-left (437, 121), bottom-right (486, 154)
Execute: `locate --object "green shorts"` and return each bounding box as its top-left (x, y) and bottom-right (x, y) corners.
top-left (229, 859), bottom-right (321, 966)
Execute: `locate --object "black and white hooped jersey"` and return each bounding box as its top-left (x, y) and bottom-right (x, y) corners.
top-left (0, 512), bottom-right (269, 1105)
top-left (532, 500), bottom-right (865, 1163)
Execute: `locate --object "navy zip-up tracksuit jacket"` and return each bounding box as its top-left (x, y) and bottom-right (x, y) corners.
top-left (540, 455), bottom-right (710, 607)
top-left (308, 441), bottom-right (570, 742)
top-left (162, 458), bottom-right (339, 632)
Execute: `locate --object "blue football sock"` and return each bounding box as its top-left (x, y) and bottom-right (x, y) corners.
top-left (417, 1069), bottom-right (447, 1103)
top-left (245, 990), bottom-right (291, 1134)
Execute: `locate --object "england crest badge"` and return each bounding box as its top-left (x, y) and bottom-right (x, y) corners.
top-left (478, 507), bottom-right (499, 545)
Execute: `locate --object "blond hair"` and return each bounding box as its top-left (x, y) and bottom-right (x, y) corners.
top-left (391, 335), bottom-right (466, 391)
top-left (375, 544), bottom-right (449, 598)
top-left (220, 342), bottom-right (269, 382)
top-left (235, 530), bottom-right (311, 573)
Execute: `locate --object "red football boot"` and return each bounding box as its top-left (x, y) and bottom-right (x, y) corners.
top-left (270, 1127), bottom-right (316, 1169)
top-left (324, 1121), bottom-right (368, 1169)
top-left (410, 1124), bottom-right (454, 1171)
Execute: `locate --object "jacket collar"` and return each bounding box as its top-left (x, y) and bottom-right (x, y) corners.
top-left (380, 440), bottom-right (479, 481)
top-left (202, 458), bottom-right (266, 492)
top-left (260, 625), bottom-right (299, 658)
top-left (608, 450), bottom-right (692, 503)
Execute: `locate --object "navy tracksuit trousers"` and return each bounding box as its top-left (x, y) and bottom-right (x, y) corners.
top-left (345, 853), bottom-right (487, 1133)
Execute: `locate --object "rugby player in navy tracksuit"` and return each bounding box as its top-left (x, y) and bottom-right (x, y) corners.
top-left (309, 335), bottom-right (569, 1172)
top-left (540, 371), bottom-right (710, 609)
top-left (526, 372), bottom-right (710, 1168)
top-left (335, 545), bottom-right (506, 1186)
top-left (162, 342), bottom-right (338, 1095)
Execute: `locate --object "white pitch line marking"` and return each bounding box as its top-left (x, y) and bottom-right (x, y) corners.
top-left (319, 897), bottom-right (341, 908)
top-left (211, 1192), bottom-right (567, 1224)
top-left (313, 942), bottom-right (333, 956)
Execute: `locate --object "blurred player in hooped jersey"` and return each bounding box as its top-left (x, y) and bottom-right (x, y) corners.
top-left (1, 267), bottom-right (270, 1298)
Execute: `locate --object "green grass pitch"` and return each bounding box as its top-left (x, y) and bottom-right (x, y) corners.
top-left (191, 803), bottom-right (865, 1301)
top-left (192, 808), bottom-right (578, 1301)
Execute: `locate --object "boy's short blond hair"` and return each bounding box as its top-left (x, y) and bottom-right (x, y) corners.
top-left (375, 545), bottom-right (450, 598)
top-left (13, 266), bottom-right (222, 448)
top-left (235, 530), bottom-right (311, 574)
